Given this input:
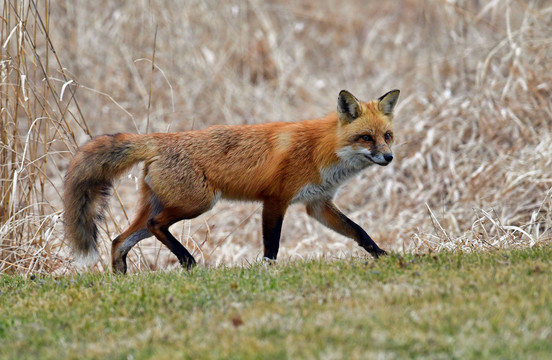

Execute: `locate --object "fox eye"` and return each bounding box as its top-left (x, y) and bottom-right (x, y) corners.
top-left (360, 135), bottom-right (373, 142)
top-left (385, 132), bottom-right (393, 141)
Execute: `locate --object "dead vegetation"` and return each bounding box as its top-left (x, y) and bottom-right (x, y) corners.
top-left (1, 0), bottom-right (551, 274)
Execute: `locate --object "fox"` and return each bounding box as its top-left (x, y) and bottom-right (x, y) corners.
top-left (64, 89), bottom-right (400, 273)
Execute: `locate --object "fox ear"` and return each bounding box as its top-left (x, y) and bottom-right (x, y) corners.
top-left (377, 89), bottom-right (400, 115)
top-left (337, 90), bottom-right (362, 124)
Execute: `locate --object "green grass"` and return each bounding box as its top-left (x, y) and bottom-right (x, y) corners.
top-left (1, 247), bottom-right (551, 359)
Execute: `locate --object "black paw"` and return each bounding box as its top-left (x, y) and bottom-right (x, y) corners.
top-left (180, 257), bottom-right (197, 270)
top-left (372, 247), bottom-right (388, 258)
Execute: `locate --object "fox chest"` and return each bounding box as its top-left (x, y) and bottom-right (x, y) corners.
top-left (291, 161), bottom-right (365, 203)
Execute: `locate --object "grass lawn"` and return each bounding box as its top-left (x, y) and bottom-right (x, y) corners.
top-left (1, 247), bottom-right (551, 359)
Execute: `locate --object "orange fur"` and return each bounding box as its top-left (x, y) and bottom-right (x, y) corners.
top-left (63, 89), bottom-right (400, 273)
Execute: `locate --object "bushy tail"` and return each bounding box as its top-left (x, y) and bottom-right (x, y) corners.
top-left (63, 133), bottom-right (155, 264)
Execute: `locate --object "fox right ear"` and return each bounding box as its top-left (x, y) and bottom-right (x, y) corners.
top-left (337, 90), bottom-right (362, 124)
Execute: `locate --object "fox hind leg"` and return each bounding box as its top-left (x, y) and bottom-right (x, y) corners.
top-left (115, 160), bottom-right (218, 271)
top-left (146, 206), bottom-right (212, 269)
top-left (111, 187), bottom-right (163, 274)
top-left (144, 159), bottom-right (223, 269)
top-left (112, 194), bottom-right (212, 272)
top-left (112, 228), bottom-right (152, 274)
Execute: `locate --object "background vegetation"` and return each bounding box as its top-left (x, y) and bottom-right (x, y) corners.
top-left (1, 0), bottom-right (551, 274)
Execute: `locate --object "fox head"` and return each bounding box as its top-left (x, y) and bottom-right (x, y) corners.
top-left (336, 89), bottom-right (400, 167)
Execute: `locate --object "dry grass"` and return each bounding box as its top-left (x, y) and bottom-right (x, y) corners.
top-left (1, 0), bottom-right (551, 274)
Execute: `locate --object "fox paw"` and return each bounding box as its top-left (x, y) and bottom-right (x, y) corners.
top-left (372, 248), bottom-right (388, 258)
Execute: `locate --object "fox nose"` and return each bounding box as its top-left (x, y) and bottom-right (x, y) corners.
top-left (383, 153), bottom-right (394, 163)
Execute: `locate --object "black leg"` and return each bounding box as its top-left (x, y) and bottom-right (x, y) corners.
top-left (146, 208), bottom-right (197, 269)
top-left (341, 215), bottom-right (387, 258)
top-left (112, 228), bottom-right (153, 274)
top-left (262, 200), bottom-right (287, 260)
top-left (306, 200), bottom-right (387, 258)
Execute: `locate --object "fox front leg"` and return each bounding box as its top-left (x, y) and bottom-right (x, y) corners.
top-left (306, 200), bottom-right (387, 258)
top-left (262, 199), bottom-right (288, 261)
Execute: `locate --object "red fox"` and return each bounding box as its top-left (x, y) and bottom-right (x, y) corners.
top-left (64, 89), bottom-right (399, 273)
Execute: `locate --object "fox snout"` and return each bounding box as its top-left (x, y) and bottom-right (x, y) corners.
top-left (370, 151), bottom-right (393, 166)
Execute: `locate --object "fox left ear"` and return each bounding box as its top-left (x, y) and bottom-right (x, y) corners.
top-left (377, 89), bottom-right (400, 115)
top-left (337, 90), bottom-right (362, 124)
